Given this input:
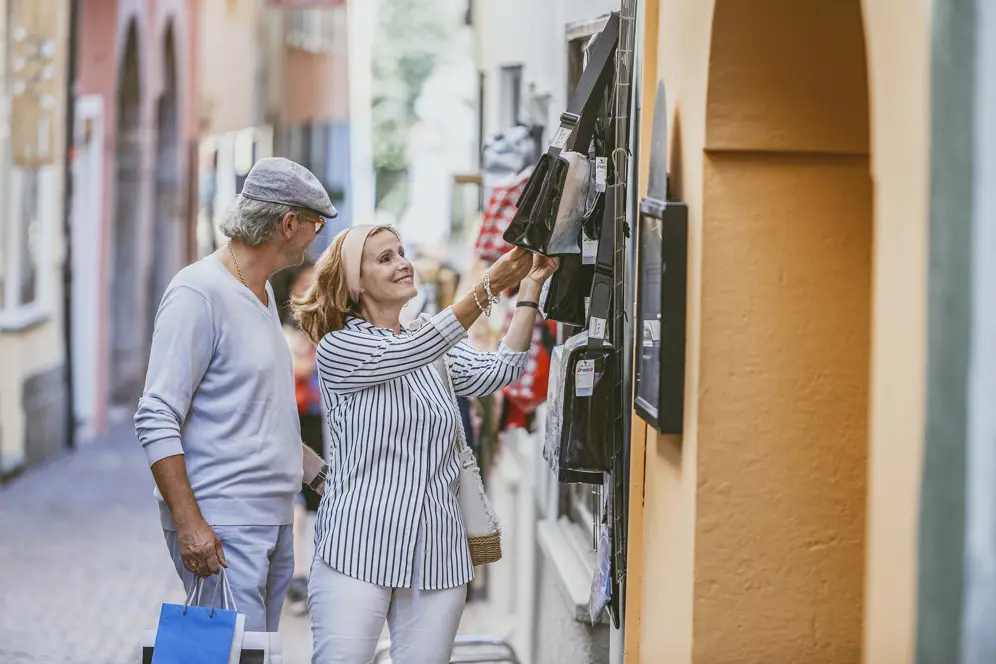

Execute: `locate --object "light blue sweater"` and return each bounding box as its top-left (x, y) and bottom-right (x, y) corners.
top-left (134, 255), bottom-right (303, 530)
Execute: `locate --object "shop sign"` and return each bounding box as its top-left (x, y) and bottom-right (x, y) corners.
top-left (8, 0), bottom-right (65, 168)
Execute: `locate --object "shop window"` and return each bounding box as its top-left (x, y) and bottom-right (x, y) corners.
top-left (499, 64), bottom-right (522, 130)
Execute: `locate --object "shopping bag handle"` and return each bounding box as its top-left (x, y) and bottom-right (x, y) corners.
top-left (183, 567), bottom-right (239, 616)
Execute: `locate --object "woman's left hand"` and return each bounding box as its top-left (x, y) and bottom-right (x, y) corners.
top-left (523, 254), bottom-right (560, 286)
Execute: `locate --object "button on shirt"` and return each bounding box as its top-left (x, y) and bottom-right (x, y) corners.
top-left (314, 308), bottom-right (527, 590)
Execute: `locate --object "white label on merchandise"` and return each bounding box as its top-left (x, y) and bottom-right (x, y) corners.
top-left (575, 359), bottom-right (595, 397)
top-left (582, 232), bottom-right (598, 265)
top-left (585, 296), bottom-right (591, 319)
top-left (595, 157), bottom-right (608, 192)
top-left (590, 316), bottom-right (606, 340)
top-left (551, 126), bottom-right (572, 150)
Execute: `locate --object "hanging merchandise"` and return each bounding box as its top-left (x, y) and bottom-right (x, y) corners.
top-left (588, 484), bottom-right (613, 626)
top-left (483, 125), bottom-right (539, 182)
top-left (543, 255), bottom-right (594, 327)
top-left (544, 331), bottom-right (616, 484)
top-left (542, 186), bottom-right (607, 326)
top-left (502, 13), bottom-right (620, 257)
top-left (474, 167), bottom-right (533, 263)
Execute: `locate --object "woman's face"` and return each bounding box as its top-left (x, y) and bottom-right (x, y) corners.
top-left (358, 230), bottom-right (416, 307)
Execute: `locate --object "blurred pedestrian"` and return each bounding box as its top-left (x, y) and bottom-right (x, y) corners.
top-left (278, 262), bottom-right (324, 611)
top-left (292, 225), bottom-right (558, 663)
top-left (134, 157), bottom-right (336, 632)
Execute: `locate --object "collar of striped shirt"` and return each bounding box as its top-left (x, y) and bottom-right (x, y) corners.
top-left (344, 315), bottom-right (409, 337)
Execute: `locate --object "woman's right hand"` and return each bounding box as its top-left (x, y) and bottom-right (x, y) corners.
top-left (486, 248), bottom-right (534, 292)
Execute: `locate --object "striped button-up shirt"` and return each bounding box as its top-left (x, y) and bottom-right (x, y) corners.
top-left (314, 308), bottom-right (527, 590)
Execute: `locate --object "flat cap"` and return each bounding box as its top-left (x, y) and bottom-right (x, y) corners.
top-left (239, 157), bottom-right (338, 219)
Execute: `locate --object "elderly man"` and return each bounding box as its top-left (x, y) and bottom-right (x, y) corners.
top-left (135, 157), bottom-right (335, 632)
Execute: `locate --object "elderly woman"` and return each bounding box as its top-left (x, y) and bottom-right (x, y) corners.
top-left (292, 224), bottom-right (557, 663)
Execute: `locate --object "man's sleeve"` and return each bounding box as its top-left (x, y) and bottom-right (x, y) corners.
top-left (134, 286), bottom-right (215, 466)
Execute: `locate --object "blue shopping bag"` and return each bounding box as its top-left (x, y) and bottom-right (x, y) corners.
top-left (151, 568), bottom-right (242, 664)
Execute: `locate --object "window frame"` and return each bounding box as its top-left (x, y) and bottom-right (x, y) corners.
top-left (0, 29), bottom-right (56, 332)
top-left (498, 64), bottom-right (523, 130)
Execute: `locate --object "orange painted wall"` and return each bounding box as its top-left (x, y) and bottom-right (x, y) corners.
top-left (628, 1), bottom-right (914, 662)
top-left (695, 152), bottom-right (872, 661)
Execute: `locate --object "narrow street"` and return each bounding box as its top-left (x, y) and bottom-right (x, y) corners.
top-left (0, 427), bottom-right (495, 664)
top-left (0, 426), bottom-right (313, 663)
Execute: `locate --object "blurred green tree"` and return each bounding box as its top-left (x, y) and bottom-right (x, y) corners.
top-left (371, 0), bottom-right (448, 173)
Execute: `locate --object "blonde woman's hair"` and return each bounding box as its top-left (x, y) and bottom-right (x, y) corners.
top-left (291, 225), bottom-right (395, 343)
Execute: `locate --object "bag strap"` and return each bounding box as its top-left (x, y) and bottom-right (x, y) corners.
top-left (545, 12), bottom-right (620, 159)
top-left (587, 178), bottom-right (616, 350)
top-left (432, 356), bottom-right (469, 454)
top-left (183, 568), bottom-right (239, 615)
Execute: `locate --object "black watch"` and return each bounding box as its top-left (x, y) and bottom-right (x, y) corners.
top-left (308, 464), bottom-right (329, 491)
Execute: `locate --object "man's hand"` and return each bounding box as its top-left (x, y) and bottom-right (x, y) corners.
top-left (178, 518), bottom-right (227, 578)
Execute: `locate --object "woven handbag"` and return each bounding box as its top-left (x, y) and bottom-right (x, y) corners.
top-left (432, 354), bottom-right (503, 566)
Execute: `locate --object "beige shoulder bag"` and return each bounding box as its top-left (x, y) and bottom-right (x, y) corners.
top-left (432, 354), bottom-right (503, 566)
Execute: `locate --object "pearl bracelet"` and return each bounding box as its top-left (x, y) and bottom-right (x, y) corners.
top-left (482, 272), bottom-right (500, 306)
top-left (472, 283), bottom-right (492, 317)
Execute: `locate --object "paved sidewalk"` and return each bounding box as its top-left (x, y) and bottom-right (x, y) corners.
top-left (0, 427), bottom-right (182, 663)
top-left (0, 428), bottom-right (500, 664)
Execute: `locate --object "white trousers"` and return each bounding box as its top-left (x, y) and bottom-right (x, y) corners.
top-left (308, 538), bottom-right (467, 663)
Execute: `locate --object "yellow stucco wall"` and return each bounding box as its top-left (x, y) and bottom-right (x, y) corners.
top-left (630, 1), bottom-right (929, 662)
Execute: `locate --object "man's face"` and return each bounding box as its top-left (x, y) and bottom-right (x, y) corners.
top-left (284, 210), bottom-right (324, 266)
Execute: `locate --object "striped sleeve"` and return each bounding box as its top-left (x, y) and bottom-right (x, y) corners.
top-left (446, 340), bottom-right (528, 398)
top-left (317, 308), bottom-right (467, 393)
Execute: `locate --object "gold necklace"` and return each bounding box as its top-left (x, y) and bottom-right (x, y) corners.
top-left (227, 242), bottom-right (249, 288)
top-left (227, 242), bottom-right (268, 306)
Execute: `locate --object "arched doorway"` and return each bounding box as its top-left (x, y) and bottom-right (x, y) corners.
top-left (149, 22), bottom-right (180, 329)
top-left (693, 0), bottom-right (873, 659)
top-left (110, 20), bottom-right (142, 409)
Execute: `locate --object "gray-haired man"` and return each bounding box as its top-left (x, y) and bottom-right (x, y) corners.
top-left (135, 157), bottom-right (335, 632)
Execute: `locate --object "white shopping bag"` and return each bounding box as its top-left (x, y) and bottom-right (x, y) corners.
top-left (140, 631), bottom-right (282, 664)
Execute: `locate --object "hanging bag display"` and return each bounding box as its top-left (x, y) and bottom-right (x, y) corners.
top-left (544, 331), bottom-right (616, 484)
top-left (502, 12), bottom-right (620, 257)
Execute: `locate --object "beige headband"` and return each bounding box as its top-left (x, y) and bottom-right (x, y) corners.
top-left (339, 224), bottom-right (400, 304)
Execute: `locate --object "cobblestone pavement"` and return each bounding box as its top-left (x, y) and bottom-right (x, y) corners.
top-left (0, 427), bottom-right (497, 664)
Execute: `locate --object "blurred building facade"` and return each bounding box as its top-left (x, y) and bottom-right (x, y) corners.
top-left (0, 0), bottom-right (73, 478)
top-left (69, 0), bottom-right (199, 442)
top-left (195, 0), bottom-right (351, 262)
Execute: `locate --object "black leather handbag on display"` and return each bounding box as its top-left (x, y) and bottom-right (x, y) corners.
top-left (544, 332), bottom-right (617, 484)
top-left (502, 12), bottom-right (620, 257)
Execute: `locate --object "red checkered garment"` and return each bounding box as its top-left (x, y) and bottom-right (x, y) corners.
top-left (475, 172), bottom-right (530, 263)
top-left (502, 312), bottom-right (555, 415)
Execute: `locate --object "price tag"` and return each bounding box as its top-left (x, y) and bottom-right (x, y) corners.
top-left (590, 316), bottom-right (606, 340)
top-left (551, 126), bottom-right (572, 150)
top-left (582, 232), bottom-right (598, 265)
top-left (575, 359), bottom-right (595, 397)
top-left (595, 157), bottom-right (607, 192)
